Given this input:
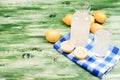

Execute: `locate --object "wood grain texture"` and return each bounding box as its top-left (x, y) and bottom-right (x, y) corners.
top-left (0, 0), bottom-right (120, 80)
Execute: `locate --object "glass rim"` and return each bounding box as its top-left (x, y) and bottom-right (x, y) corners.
top-left (94, 30), bottom-right (112, 39)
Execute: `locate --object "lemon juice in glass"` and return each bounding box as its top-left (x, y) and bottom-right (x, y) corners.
top-left (70, 1), bottom-right (91, 47)
top-left (93, 30), bottom-right (112, 58)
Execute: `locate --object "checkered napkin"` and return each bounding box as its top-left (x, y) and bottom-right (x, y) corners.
top-left (53, 32), bottom-right (120, 78)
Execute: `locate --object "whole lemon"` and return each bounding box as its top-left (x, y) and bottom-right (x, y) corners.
top-left (91, 16), bottom-right (95, 23)
top-left (90, 23), bottom-right (104, 34)
top-left (94, 10), bottom-right (107, 24)
top-left (62, 14), bottom-right (72, 26)
top-left (45, 30), bottom-right (60, 43)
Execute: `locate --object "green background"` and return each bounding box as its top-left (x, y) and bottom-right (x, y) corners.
top-left (0, 0), bottom-right (120, 80)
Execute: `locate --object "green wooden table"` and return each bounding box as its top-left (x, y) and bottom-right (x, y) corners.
top-left (0, 0), bottom-right (120, 80)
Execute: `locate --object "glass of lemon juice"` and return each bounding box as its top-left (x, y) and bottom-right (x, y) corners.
top-left (70, 1), bottom-right (91, 47)
top-left (93, 30), bottom-right (112, 58)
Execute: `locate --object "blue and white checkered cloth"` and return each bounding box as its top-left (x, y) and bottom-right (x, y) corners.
top-left (53, 32), bottom-right (120, 78)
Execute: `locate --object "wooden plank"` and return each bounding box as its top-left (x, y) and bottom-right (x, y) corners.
top-left (0, 0), bottom-right (120, 80)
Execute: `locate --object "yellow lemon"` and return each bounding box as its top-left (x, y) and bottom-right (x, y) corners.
top-left (74, 47), bottom-right (88, 60)
top-left (62, 14), bottom-right (72, 26)
top-left (45, 30), bottom-right (60, 43)
top-left (90, 23), bottom-right (104, 34)
top-left (91, 16), bottom-right (95, 23)
top-left (60, 40), bottom-right (75, 53)
top-left (94, 10), bottom-right (107, 24)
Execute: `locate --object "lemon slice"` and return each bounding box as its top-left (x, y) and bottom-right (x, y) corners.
top-left (60, 40), bottom-right (75, 53)
top-left (74, 47), bottom-right (88, 60)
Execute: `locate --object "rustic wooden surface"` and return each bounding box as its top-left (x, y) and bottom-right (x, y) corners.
top-left (0, 0), bottom-right (120, 80)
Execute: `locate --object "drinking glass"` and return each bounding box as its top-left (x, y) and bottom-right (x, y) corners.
top-left (70, 0), bottom-right (91, 47)
top-left (93, 30), bottom-right (112, 58)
